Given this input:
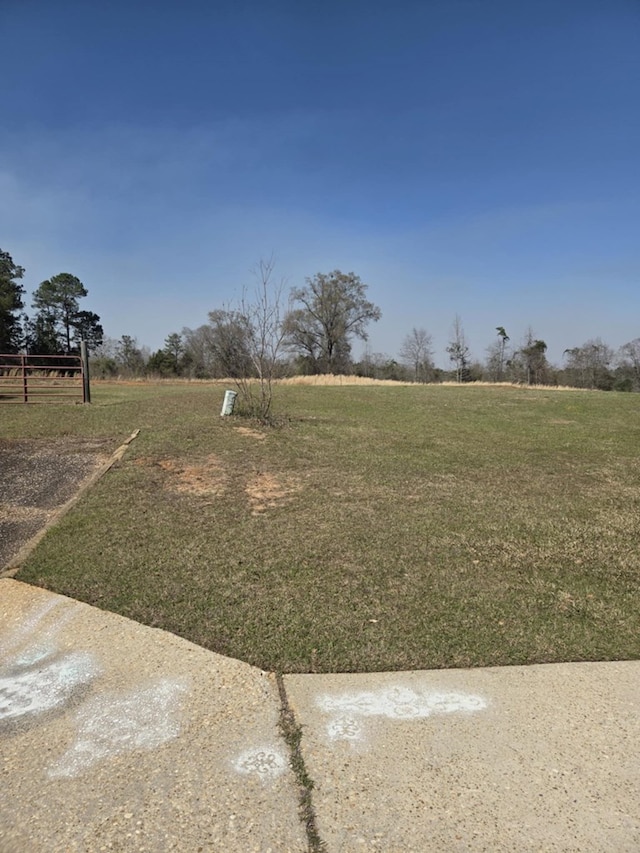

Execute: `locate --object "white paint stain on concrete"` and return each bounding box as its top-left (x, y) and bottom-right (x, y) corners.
top-left (0, 598), bottom-right (61, 656)
top-left (0, 596), bottom-right (100, 724)
top-left (1, 596), bottom-right (85, 670)
top-left (1, 595), bottom-right (192, 779)
top-left (318, 684), bottom-right (487, 741)
top-left (327, 715), bottom-right (364, 741)
top-left (49, 678), bottom-right (188, 778)
top-left (233, 746), bottom-right (287, 781)
top-left (0, 652), bottom-right (98, 721)
top-left (11, 642), bottom-right (58, 668)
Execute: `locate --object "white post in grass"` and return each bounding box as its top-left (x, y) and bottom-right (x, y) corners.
top-left (220, 389), bottom-right (237, 416)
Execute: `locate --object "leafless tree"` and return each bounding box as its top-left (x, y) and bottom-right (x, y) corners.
top-left (115, 334), bottom-right (146, 377)
top-left (617, 338), bottom-right (640, 390)
top-left (446, 315), bottom-right (471, 382)
top-left (399, 327), bottom-right (434, 382)
top-left (181, 324), bottom-right (217, 377)
top-left (236, 257), bottom-right (288, 422)
top-left (563, 338), bottom-right (614, 389)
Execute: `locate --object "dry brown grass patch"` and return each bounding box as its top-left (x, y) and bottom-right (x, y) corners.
top-left (245, 472), bottom-right (301, 514)
top-left (438, 381), bottom-right (584, 390)
top-left (278, 374), bottom-right (412, 387)
top-left (156, 455), bottom-right (228, 497)
top-left (234, 426), bottom-right (267, 440)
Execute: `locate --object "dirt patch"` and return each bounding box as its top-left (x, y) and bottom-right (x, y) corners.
top-left (549, 419), bottom-right (576, 425)
top-left (234, 427), bottom-right (267, 441)
top-left (142, 454), bottom-right (299, 511)
top-left (157, 455), bottom-right (228, 498)
top-left (245, 472), bottom-right (301, 515)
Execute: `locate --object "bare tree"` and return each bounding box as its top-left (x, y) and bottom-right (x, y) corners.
top-left (206, 308), bottom-right (253, 378)
top-left (617, 338), bottom-right (640, 390)
top-left (181, 316), bottom-right (250, 379)
top-left (446, 315), bottom-right (471, 382)
top-left (115, 335), bottom-right (146, 377)
top-left (399, 327), bottom-right (434, 382)
top-left (563, 338), bottom-right (614, 389)
top-left (236, 257), bottom-right (288, 422)
top-left (181, 324), bottom-right (218, 377)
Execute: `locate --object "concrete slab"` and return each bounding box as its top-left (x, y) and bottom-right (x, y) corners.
top-left (0, 580), bottom-right (306, 852)
top-left (285, 665), bottom-right (640, 852)
top-left (3, 574), bottom-right (639, 852)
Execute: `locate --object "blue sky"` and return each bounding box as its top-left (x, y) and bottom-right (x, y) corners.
top-left (2, 0), bottom-right (639, 367)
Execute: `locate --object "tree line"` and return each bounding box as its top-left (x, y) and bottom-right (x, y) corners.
top-left (439, 319), bottom-right (640, 391)
top-left (3, 247), bottom-right (638, 394)
top-left (94, 302), bottom-right (640, 391)
top-left (91, 266), bottom-right (382, 383)
top-left (97, 286), bottom-right (638, 394)
top-left (95, 273), bottom-right (640, 394)
top-left (390, 318), bottom-right (639, 391)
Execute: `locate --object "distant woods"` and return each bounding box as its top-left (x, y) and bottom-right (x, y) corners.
top-left (94, 268), bottom-right (385, 389)
top-left (2, 246), bottom-right (639, 392)
top-left (93, 277), bottom-right (640, 392)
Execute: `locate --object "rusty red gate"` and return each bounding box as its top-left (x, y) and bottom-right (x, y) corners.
top-left (0, 349), bottom-right (90, 404)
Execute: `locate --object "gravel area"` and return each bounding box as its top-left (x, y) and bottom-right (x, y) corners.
top-left (0, 439), bottom-right (110, 569)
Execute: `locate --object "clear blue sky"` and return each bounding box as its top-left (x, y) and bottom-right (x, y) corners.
top-left (2, 0), bottom-right (639, 367)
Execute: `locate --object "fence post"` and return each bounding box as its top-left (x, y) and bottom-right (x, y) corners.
top-left (21, 354), bottom-right (28, 403)
top-left (80, 340), bottom-right (91, 404)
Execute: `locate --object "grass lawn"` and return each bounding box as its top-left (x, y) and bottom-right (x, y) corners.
top-left (8, 380), bottom-right (640, 673)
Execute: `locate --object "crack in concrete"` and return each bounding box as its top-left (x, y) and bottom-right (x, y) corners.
top-left (276, 672), bottom-right (325, 853)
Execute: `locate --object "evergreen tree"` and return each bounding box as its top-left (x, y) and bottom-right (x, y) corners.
top-left (0, 249), bottom-right (26, 352)
top-left (31, 273), bottom-right (102, 354)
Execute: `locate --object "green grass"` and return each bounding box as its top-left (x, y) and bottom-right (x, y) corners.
top-left (8, 380), bottom-right (640, 673)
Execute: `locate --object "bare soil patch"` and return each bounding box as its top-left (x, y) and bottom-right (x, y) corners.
top-left (156, 455), bottom-right (228, 497)
top-left (148, 453), bottom-right (300, 513)
top-left (234, 426), bottom-right (267, 441)
top-left (245, 472), bottom-right (301, 514)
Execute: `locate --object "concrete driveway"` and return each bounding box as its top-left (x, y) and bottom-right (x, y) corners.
top-left (1, 578), bottom-right (639, 852)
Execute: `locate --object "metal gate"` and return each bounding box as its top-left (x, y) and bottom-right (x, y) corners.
top-left (0, 346), bottom-right (90, 404)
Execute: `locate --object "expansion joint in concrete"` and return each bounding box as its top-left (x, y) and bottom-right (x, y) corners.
top-left (276, 672), bottom-right (325, 853)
